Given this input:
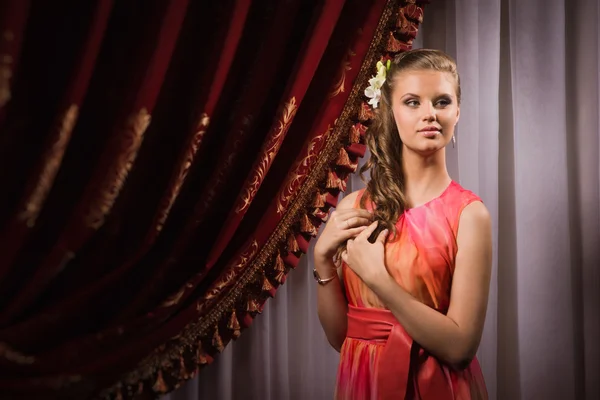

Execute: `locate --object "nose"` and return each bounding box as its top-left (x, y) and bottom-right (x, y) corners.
top-left (422, 102), bottom-right (437, 121)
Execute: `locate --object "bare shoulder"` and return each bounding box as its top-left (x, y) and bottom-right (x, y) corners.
top-left (456, 200), bottom-right (492, 260)
top-left (459, 201), bottom-right (491, 230)
top-left (336, 189), bottom-right (363, 211)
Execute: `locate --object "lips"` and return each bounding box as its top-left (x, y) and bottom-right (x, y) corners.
top-left (420, 130), bottom-right (440, 138)
top-left (419, 126), bottom-right (442, 138)
top-left (419, 126), bottom-right (441, 132)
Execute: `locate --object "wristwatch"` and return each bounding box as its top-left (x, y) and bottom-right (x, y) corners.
top-left (313, 268), bottom-right (336, 285)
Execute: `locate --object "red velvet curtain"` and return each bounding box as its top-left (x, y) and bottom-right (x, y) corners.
top-left (0, 0), bottom-right (426, 398)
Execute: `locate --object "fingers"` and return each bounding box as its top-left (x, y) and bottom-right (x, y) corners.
top-left (331, 211), bottom-right (373, 232)
top-left (341, 226), bottom-right (368, 241)
top-left (332, 209), bottom-right (374, 223)
top-left (356, 221), bottom-right (379, 240)
top-left (343, 216), bottom-right (372, 229)
top-left (376, 228), bottom-right (389, 244)
top-left (341, 249), bottom-right (348, 264)
top-left (341, 208), bottom-right (373, 221)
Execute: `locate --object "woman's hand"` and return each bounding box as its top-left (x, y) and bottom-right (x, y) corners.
top-left (314, 208), bottom-right (374, 261)
top-left (341, 221), bottom-right (390, 286)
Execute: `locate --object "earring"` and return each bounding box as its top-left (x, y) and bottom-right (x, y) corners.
top-left (452, 135), bottom-right (456, 148)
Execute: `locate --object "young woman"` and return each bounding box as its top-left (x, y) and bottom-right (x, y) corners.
top-left (313, 49), bottom-right (491, 399)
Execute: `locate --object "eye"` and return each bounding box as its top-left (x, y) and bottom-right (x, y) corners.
top-left (405, 99), bottom-right (419, 107)
top-left (436, 97), bottom-right (452, 107)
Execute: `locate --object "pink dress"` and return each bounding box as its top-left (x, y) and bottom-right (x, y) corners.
top-left (335, 181), bottom-right (488, 400)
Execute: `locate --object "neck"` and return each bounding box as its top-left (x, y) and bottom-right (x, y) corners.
top-left (401, 147), bottom-right (451, 207)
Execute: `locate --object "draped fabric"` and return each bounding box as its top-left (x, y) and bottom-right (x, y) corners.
top-left (421, 1), bottom-right (600, 398)
top-left (167, 0), bottom-right (600, 399)
top-left (0, 0), bottom-right (430, 398)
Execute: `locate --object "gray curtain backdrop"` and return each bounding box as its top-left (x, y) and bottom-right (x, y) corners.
top-left (165, 0), bottom-right (600, 398)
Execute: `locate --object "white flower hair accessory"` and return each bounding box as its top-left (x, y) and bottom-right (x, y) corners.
top-left (364, 59), bottom-right (391, 109)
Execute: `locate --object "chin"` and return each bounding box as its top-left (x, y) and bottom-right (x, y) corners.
top-left (417, 142), bottom-right (445, 154)
top-left (403, 139), bottom-right (446, 155)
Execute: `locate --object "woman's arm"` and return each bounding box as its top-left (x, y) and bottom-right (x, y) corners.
top-left (343, 201), bottom-right (492, 368)
top-left (314, 254), bottom-right (347, 352)
top-left (314, 191), bottom-right (373, 352)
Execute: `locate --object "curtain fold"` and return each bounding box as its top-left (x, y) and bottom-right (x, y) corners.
top-left (166, 1), bottom-right (600, 399)
top-left (411, 1), bottom-right (600, 398)
top-left (0, 1), bottom-right (429, 398)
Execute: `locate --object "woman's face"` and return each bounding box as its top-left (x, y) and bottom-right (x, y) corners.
top-left (390, 69), bottom-right (460, 156)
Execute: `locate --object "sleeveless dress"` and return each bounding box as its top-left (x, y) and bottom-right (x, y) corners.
top-left (335, 181), bottom-right (488, 400)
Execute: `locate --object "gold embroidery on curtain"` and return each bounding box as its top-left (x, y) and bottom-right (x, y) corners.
top-left (276, 125), bottom-right (332, 214)
top-left (0, 342), bottom-right (35, 364)
top-left (236, 97), bottom-right (297, 214)
top-left (159, 286), bottom-right (186, 308)
top-left (200, 239), bottom-right (260, 311)
top-left (329, 49), bottom-right (356, 99)
top-left (197, 113), bottom-right (253, 219)
top-left (155, 113), bottom-right (210, 232)
top-left (194, 0), bottom-right (404, 344)
top-left (0, 30), bottom-right (13, 108)
top-left (85, 108), bottom-right (150, 229)
top-left (20, 105), bottom-right (79, 227)
top-left (104, 1), bottom-right (428, 395)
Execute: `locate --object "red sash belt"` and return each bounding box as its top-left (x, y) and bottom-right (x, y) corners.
top-left (346, 305), bottom-right (454, 400)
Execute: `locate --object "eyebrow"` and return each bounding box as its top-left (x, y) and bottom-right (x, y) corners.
top-left (400, 92), bottom-right (453, 99)
top-left (401, 93), bottom-right (420, 98)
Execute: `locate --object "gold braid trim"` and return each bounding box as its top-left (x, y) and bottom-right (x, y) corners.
top-left (101, 1), bottom-right (428, 398)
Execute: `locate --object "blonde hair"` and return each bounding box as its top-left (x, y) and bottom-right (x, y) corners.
top-left (360, 49), bottom-right (461, 239)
